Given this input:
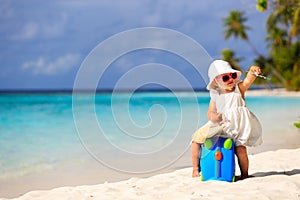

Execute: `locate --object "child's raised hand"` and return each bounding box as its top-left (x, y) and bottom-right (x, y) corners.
top-left (249, 66), bottom-right (262, 76)
top-left (240, 65), bottom-right (264, 94)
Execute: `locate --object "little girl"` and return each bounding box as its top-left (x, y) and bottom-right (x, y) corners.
top-left (191, 60), bottom-right (263, 180)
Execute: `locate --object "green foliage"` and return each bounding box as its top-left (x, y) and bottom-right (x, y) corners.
top-left (268, 0), bottom-right (300, 90)
top-left (223, 11), bottom-right (250, 41)
top-left (256, 0), bottom-right (267, 12)
top-left (294, 116), bottom-right (300, 129)
top-left (222, 0), bottom-right (300, 91)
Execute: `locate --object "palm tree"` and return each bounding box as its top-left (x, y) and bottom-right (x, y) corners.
top-left (223, 9), bottom-right (289, 89)
top-left (290, 3), bottom-right (300, 40)
top-left (272, 42), bottom-right (300, 90)
top-left (267, 0), bottom-right (300, 43)
top-left (223, 10), bottom-right (249, 40)
top-left (223, 10), bottom-right (260, 56)
top-left (267, 1), bottom-right (291, 44)
top-left (265, 0), bottom-right (300, 90)
top-left (223, 4), bottom-right (300, 90)
top-left (265, 26), bottom-right (288, 49)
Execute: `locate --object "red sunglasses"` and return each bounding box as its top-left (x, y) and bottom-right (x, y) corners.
top-left (220, 72), bottom-right (238, 82)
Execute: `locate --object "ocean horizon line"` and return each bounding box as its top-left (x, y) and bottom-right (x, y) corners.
top-left (0, 88), bottom-right (210, 94)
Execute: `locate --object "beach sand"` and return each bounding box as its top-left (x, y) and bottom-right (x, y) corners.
top-left (1, 148), bottom-right (300, 200)
top-left (246, 88), bottom-right (300, 97)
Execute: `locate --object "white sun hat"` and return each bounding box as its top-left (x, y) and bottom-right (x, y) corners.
top-left (206, 60), bottom-right (242, 90)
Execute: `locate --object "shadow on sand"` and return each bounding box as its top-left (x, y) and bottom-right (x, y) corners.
top-left (251, 169), bottom-right (300, 177)
top-left (235, 169), bottom-right (300, 181)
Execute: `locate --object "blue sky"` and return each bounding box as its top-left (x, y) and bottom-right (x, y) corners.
top-left (0, 0), bottom-right (269, 90)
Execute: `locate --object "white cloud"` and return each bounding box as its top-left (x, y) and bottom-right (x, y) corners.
top-left (10, 13), bottom-right (68, 41)
top-left (11, 22), bottom-right (39, 40)
top-left (22, 53), bottom-right (81, 75)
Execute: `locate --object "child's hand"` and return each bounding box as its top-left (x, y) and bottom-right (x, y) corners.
top-left (249, 66), bottom-right (262, 76)
top-left (240, 65), bottom-right (263, 96)
top-left (211, 113), bottom-right (223, 123)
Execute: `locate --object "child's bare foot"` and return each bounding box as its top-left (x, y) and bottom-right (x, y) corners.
top-left (192, 169), bottom-right (200, 177)
top-left (235, 174), bottom-right (249, 181)
top-left (240, 174), bottom-right (249, 180)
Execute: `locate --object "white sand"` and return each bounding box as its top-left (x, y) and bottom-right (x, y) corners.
top-left (3, 148), bottom-right (300, 200)
top-left (246, 88), bottom-right (300, 97)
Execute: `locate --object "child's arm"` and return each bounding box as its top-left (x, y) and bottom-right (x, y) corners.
top-left (238, 66), bottom-right (262, 97)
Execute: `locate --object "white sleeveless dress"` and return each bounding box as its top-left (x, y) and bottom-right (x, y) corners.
top-left (209, 86), bottom-right (262, 147)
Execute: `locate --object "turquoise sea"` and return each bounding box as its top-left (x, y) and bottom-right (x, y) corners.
top-left (1, 91), bottom-right (300, 197)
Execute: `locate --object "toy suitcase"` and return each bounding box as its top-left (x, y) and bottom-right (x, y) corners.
top-left (200, 137), bottom-right (235, 182)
